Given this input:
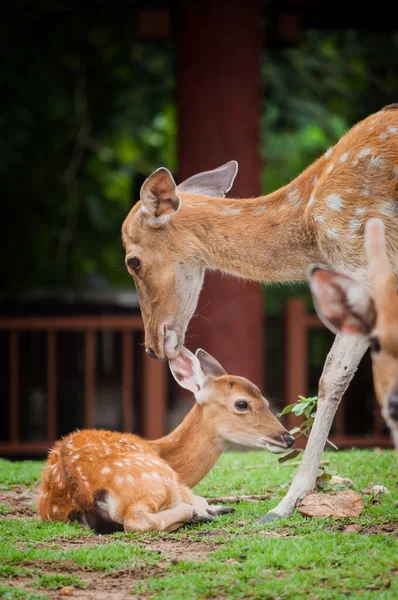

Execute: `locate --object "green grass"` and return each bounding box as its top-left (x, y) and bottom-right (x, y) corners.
top-left (35, 574), bottom-right (87, 590)
top-left (0, 450), bottom-right (397, 599)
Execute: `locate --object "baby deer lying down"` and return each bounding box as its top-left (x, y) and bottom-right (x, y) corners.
top-left (308, 218), bottom-right (398, 449)
top-left (38, 348), bottom-right (294, 533)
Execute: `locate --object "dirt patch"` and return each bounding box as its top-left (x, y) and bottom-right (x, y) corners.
top-left (362, 522), bottom-right (398, 536)
top-left (0, 486), bottom-right (39, 517)
top-left (138, 537), bottom-right (218, 562)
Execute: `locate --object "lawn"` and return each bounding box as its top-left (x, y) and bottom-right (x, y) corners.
top-left (0, 449), bottom-right (397, 599)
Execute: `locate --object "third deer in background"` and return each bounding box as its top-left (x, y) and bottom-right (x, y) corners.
top-left (309, 217), bottom-right (398, 449)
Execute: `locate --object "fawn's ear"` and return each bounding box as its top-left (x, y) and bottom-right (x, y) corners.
top-left (140, 167), bottom-right (181, 224)
top-left (177, 161), bottom-right (238, 198)
top-left (195, 349), bottom-right (227, 378)
top-left (169, 347), bottom-right (207, 397)
top-left (308, 265), bottom-right (376, 336)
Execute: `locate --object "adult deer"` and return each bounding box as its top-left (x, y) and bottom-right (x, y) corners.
top-left (308, 218), bottom-right (398, 450)
top-left (39, 348), bottom-right (293, 533)
top-left (122, 105), bottom-right (398, 520)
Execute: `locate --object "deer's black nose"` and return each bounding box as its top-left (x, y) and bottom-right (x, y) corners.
top-left (283, 433), bottom-right (295, 448)
top-left (146, 348), bottom-right (158, 360)
top-left (388, 395), bottom-right (398, 420)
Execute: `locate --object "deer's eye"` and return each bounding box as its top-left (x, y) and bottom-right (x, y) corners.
top-left (369, 336), bottom-right (381, 353)
top-left (235, 400), bottom-right (249, 411)
top-left (127, 257), bottom-right (141, 271)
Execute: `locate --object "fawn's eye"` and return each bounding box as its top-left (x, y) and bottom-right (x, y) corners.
top-left (235, 400), bottom-right (249, 411)
top-left (369, 336), bottom-right (381, 353)
top-left (127, 257), bottom-right (141, 271)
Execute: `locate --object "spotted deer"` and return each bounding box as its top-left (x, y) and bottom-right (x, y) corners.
top-left (308, 218), bottom-right (398, 450)
top-left (121, 105), bottom-right (398, 521)
top-left (38, 348), bottom-right (293, 533)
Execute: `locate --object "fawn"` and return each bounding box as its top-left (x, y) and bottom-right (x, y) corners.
top-left (38, 347), bottom-right (293, 533)
top-left (308, 217), bottom-right (398, 449)
top-left (122, 104), bottom-right (398, 520)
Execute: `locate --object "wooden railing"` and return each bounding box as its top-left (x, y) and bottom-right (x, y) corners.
top-left (284, 299), bottom-right (391, 448)
top-left (0, 316), bottom-right (167, 455)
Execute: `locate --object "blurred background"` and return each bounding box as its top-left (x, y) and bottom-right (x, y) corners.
top-left (1, 0), bottom-right (397, 457)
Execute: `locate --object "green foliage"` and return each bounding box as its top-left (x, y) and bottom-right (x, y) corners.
top-left (278, 395), bottom-right (338, 453)
top-left (2, 10), bottom-right (398, 293)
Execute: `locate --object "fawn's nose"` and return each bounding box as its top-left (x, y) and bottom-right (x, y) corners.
top-left (283, 433), bottom-right (295, 448)
top-left (146, 347), bottom-right (159, 360)
top-left (388, 394), bottom-right (398, 420)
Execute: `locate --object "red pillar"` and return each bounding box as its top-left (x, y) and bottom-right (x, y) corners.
top-left (177, 0), bottom-right (263, 388)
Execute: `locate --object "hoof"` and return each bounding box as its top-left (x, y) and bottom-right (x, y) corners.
top-left (189, 511), bottom-right (215, 524)
top-left (207, 505), bottom-right (236, 516)
top-left (257, 511), bottom-right (281, 524)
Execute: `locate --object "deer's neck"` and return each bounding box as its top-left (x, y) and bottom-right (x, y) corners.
top-left (151, 403), bottom-right (226, 489)
top-left (178, 162), bottom-right (323, 282)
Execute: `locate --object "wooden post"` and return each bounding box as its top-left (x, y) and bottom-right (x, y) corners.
top-left (285, 299), bottom-right (307, 445)
top-left (142, 349), bottom-right (167, 439)
top-left (177, 0), bottom-right (263, 388)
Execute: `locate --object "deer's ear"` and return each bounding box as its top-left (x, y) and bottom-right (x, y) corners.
top-left (308, 265), bottom-right (376, 336)
top-left (140, 168), bottom-right (181, 224)
top-left (169, 348), bottom-right (206, 396)
top-left (177, 161), bottom-right (238, 198)
top-left (195, 349), bottom-right (227, 378)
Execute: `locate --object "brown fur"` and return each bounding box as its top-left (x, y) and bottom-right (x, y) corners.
top-left (121, 108), bottom-right (398, 359)
top-left (38, 371), bottom-right (289, 532)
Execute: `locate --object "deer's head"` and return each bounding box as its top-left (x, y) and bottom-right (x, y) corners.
top-left (308, 218), bottom-right (398, 446)
top-left (121, 162), bottom-right (238, 360)
top-left (169, 347), bottom-right (295, 453)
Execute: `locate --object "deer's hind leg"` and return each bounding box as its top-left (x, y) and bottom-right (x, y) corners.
top-left (124, 501), bottom-right (196, 532)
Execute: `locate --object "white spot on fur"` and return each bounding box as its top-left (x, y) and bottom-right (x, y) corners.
top-left (104, 447), bottom-right (111, 455)
top-left (151, 472), bottom-right (161, 480)
top-left (369, 155), bottom-right (383, 169)
top-left (345, 188), bottom-right (354, 194)
top-left (308, 195), bottom-right (316, 207)
top-left (220, 206), bottom-right (242, 215)
top-left (358, 148), bottom-right (371, 159)
top-left (326, 194), bottom-right (343, 211)
top-left (326, 228), bottom-right (338, 239)
top-left (101, 466), bottom-right (111, 475)
top-left (354, 207), bottom-right (367, 216)
top-left (253, 207), bottom-right (266, 216)
top-left (311, 176), bottom-right (319, 187)
top-left (142, 473), bottom-right (151, 480)
top-left (339, 152), bottom-right (349, 163)
top-left (326, 163), bottom-right (334, 174)
top-left (52, 505), bottom-right (58, 514)
top-left (324, 147), bottom-right (333, 159)
top-left (314, 215), bottom-right (324, 223)
top-left (115, 462), bottom-right (124, 467)
top-left (114, 476), bottom-right (124, 486)
top-left (287, 185), bottom-right (304, 208)
top-left (349, 219), bottom-right (361, 231)
top-left (380, 132), bottom-right (388, 141)
top-left (126, 475), bottom-right (135, 484)
top-left (361, 184), bottom-right (370, 197)
top-left (389, 126), bottom-right (398, 134)
top-left (380, 201), bottom-right (398, 216)
top-left (347, 233), bottom-right (358, 240)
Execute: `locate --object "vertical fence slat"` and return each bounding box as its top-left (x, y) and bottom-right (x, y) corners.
top-left (10, 332), bottom-right (19, 444)
top-left (142, 347), bottom-right (167, 439)
top-left (84, 331), bottom-right (96, 428)
top-left (122, 330), bottom-right (133, 432)
top-left (47, 331), bottom-right (57, 442)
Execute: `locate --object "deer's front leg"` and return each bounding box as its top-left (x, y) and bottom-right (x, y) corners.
top-left (259, 334), bottom-right (368, 522)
